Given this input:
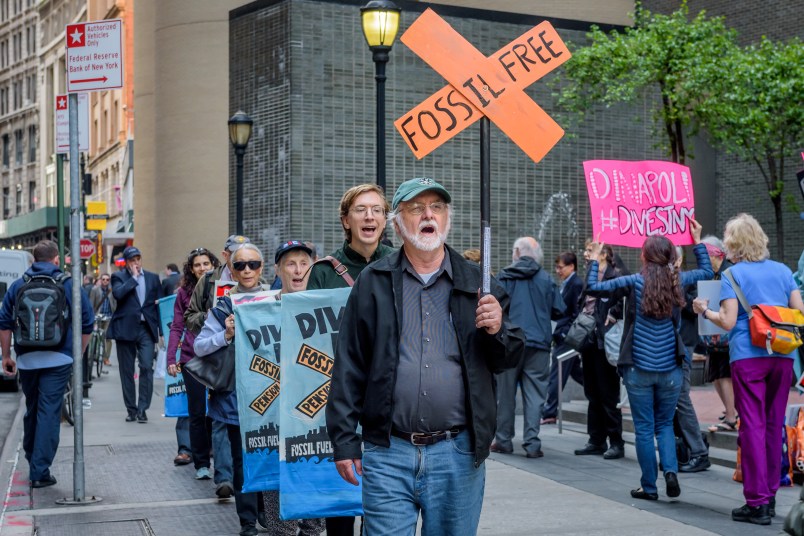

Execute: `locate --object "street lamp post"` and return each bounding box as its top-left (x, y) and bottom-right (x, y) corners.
top-left (360, 0), bottom-right (401, 193)
top-left (228, 111), bottom-right (253, 236)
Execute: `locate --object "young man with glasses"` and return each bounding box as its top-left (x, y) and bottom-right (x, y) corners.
top-left (306, 184), bottom-right (394, 535)
top-left (307, 184), bottom-right (395, 293)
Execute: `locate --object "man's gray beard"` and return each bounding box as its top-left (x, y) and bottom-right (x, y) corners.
top-left (396, 216), bottom-right (450, 252)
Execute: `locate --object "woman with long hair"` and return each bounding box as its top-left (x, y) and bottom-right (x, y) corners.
top-left (587, 220), bottom-right (712, 501)
top-left (694, 214), bottom-right (804, 525)
top-left (165, 248), bottom-right (223, 487)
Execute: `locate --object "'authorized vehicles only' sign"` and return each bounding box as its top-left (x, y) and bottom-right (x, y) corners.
top-left (65, 20), bottom-right (123, 93)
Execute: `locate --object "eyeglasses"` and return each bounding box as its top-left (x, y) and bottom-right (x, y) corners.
top-left (555, 264), bottom-right (570, 271)
top-left (232, 260), bottom-right (262, 271)
top-left (351, 205), bottom-right (386, 216)
top-left (404, 202), bottom-right (447, 216)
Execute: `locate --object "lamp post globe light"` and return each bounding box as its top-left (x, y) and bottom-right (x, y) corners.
top-left (360, 0), bottom-right (401, 193)
top-left (228, 111), bottom-right (253, 236)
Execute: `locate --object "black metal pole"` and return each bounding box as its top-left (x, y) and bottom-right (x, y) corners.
top-left (480, 116), bottom-right (491, 295)
top-left (235, 147), bottom-right (245, 236)
top-left (373, 48), bottom-right (389, 192)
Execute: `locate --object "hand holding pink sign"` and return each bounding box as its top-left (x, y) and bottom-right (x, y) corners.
top-left (583, 160), bottom-right (696, 247)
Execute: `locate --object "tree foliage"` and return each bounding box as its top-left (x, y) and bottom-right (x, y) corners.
top-left (693, 37), bottom-right (804, 261)
top-left (556, 2), bottom-right (737, 164)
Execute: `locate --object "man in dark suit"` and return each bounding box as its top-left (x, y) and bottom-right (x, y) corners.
top-left (161, 263), bottom-right (180, 296)
top-left (108, 246), bottom-right (164, 422)
top-left (541, 251), bottom-right (585, 423)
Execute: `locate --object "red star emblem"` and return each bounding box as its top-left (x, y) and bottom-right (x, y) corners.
top-left (66, 24), bottom-right (85, 48)
top-left (56, 97), bottom-right (67, 110)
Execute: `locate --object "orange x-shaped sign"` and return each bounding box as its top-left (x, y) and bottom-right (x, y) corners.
top-left (395, 9), bottom-right (571, 163)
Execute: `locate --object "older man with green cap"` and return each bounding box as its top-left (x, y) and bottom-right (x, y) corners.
top-left (326, 178), bottom-right (525, 536)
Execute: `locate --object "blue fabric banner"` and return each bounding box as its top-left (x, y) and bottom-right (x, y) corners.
top-left (233, 292), bottom-right (282, 493)
top-left (157, 295), bottom-right (189, 418)
top-left (278, 288), bottom-right (361, 520)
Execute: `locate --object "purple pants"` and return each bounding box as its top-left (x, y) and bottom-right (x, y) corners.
top-left (731, 357), bottom-right (794, 507)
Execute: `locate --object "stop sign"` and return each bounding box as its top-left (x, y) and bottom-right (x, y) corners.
top-left (79, 239), bottom-right (96, 259)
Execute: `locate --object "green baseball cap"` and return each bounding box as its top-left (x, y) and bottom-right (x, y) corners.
top-left (391, 178), bottom-right (451, 210)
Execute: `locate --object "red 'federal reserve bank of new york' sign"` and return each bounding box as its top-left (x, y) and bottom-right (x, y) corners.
top-left (66, 20), bottom-right (123, 93)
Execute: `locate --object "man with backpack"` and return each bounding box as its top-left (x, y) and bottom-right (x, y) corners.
top-left (0, 240), bottom-right (94, 488)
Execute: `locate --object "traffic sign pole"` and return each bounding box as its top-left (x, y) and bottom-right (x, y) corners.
top-left (68, 92), bottom-right (87, 504)
top-left (57, 154), bottom-right (65, 266)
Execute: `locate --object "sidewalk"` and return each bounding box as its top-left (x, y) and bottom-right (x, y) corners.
top-left (0, 355), bottom-right (798, 535)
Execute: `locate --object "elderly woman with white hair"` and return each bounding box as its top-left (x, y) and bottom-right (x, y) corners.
top-left (694, 214), bottom-right (804, 526)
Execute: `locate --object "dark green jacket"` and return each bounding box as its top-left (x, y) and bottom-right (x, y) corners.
top-left (306, 241), bottom-right (395, 290)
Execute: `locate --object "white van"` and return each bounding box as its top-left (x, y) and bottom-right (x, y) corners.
top-left (0, 249), bottom-right (33, 392)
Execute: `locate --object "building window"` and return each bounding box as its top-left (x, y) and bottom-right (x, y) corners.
top-left (0, 88), bottom-right (5, 115)
top-left (2, 187), bottom-right (8, 219)
top-left (2, 134), bottom-right (9, 167)
top-left (15, 186), bottom-right (21, 216)
top-left (28, 124), bottom-right (35, 163)
top-left (14, 129), bottom-right (23, 166)
top-left (28, 180), bottom-right (35, 212)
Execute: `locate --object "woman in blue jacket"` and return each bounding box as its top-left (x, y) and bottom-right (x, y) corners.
top-left (587, 220), bottom-right (712, 501)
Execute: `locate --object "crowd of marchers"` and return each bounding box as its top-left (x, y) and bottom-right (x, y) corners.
top-left (1, 176), bottom-right (803, 535)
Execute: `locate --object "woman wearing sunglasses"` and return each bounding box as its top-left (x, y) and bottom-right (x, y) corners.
top-left (166, 248), bottom-right (223, 481)
top-left (194, 243), bottom-right (266, 536)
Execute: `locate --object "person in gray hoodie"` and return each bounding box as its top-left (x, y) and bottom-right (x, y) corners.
top-left (491, 237), bottom-right (566, 458)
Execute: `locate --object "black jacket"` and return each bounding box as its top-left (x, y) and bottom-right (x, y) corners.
top-left (108, 268), bottom-right (164, 342)
top-left (326, 245), bottom-right (525, 466)
top-left (553, 271), bottom-right (584, 344)
top-left (582, 263), bottom-right (627, 349)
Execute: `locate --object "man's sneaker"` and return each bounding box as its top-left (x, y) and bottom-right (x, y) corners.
top-left (256, 512), bottom-right (269, 532)
top-left (731, 503), bottom-right (771, 525)
top-left (679, 455), bottom-right (711, 473)
top-left (195, 467), bottom-right (212, 480)
top-left (215, 481), bottom-right (234, 499)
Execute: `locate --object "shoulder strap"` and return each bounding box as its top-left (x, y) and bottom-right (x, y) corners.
top-left (723, 269), bottom-right (753, 319)
top-left (309, 256), bottom-right (355, 287)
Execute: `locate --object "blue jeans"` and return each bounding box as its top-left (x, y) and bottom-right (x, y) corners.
top-left (362, 431), bottom-right (485, 536)
top-left (175, 417), bottom-right (191, 455)
top-left (622, 366), bottom-right (682, 494)
top-left (20, 364), bottom-right (72, 481)
top-left (212, 418), bottom-right (233, 483)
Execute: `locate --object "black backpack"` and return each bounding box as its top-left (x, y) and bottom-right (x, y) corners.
top-left (13, 272), bottom-right (71, 349)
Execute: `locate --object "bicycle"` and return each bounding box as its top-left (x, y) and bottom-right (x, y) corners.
top-left (62, 372), bottom-right (74, 426)
top-left (88, 313), bottom-right (110, 380)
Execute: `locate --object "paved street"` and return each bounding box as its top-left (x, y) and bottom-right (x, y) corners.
top-left (0, 353), bottom-right (799, 535)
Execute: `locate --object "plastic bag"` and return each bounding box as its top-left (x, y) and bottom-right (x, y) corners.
top-left (154, 347), bottom-right (167, 380)
top-left (603, 321), bottom-right (622, 367)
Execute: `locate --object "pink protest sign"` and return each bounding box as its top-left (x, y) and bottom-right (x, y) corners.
top-left (583, 160), bottom-right (696, 247)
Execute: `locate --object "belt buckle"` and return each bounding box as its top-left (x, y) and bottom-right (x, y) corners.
top-left (409, 432), bottom-right (428, 446)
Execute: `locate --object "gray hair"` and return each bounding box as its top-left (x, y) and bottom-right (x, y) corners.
top-left (700, 235), bottom-right (724, 251)
top-left (514, 237), bottom-right (543, 264)
top-left (232, 243), bottom-right (264, 262)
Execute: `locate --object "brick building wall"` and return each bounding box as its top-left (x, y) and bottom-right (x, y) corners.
top-left (230, 0), bottom-right (703, 275)
top-left (642, 0), bottom-right (804, 265)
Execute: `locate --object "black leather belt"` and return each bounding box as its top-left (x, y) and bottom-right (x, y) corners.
top-left (391, 427), bottom-right (465, 446)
